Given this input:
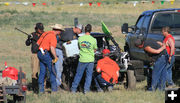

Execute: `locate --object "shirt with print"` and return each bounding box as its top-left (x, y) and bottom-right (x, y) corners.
top-left (78, 35), bottom-right (97, 62)
top-left (96, 56), bottom-right (120, 83)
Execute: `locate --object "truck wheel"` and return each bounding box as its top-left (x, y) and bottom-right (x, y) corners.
top-left (127, 69), bottom-right (136, 90)
top-left (130, 60), bottom-right (145, 82)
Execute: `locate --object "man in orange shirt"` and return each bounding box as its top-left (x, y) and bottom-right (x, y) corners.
top-left (94, 49), bottom-right (120, 92)
top-left (37, 24), bottom-right (64, 93)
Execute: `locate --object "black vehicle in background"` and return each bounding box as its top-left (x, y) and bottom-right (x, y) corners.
top-left (122, 8), bottom-right (180, 66)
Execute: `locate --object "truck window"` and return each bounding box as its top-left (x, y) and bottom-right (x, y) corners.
top-left (142, 15), bottom-right (151, 33)
top-left (150, 12), bottom-right (180, 34)
top-left (136, 15), bottom-right (145, 29)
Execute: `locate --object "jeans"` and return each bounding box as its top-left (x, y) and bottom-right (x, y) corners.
top-left (37, 51), bottom-right (57, 92)
top-left (71, 62), bottom-right (94, 92)
top-left (146, 67), bottom-right (152, 89)
top-left (94, 74), bottom-right (113, 91)
top-left (55, 49), bottom-right (63, 86)
top-left (149, 55), bottom-right (167, 91)
top-left (166, 55), bottom-right (175, 86)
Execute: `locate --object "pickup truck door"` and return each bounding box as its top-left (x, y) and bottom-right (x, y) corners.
top-left (128, 15), bottom-right (146, 60)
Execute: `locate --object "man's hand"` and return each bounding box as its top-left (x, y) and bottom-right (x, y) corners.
top-left (96, 67), bottom-right (101, 73)
top-left (52, 57), bottom-right (58, 63)
top-left (67, 41), bottom-right (71, 44)
top-left (168, 56), bottom-right (171, 64)
top-left (157, 41), bottom-right (163, 46)
top-left (162, 43), bottom-right (166, 49)
top-left (28, 34), bottom-right (33, 40)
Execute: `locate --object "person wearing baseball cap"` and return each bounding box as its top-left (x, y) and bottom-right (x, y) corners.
top-left (94, 49), bottom-right (120, 92)
top-left (60, 24), bottom-right (83, 42)
top-left (25, 22), bottom-right (44, 93)
top-left (37, 24), bottom-right (64, 93)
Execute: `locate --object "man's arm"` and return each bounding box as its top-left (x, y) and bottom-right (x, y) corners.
top-left (116, 71), bottom-right (119, 77)
top-left (168, 38), bottom-right (175, 57)
top-left (157, 41), bottom-right (163, 46)
top-left (167, 38), bottom-right (175, 63)
top-left (50, 46), bottom-right (57, 59)
top-left (144, 45), bottom-right (165, 54)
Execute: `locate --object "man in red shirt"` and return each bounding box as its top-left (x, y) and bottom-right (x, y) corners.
top-left (162, 26), bottom-right (176, 87)
top-left (94, 49), bottom-right (120, 92)
top-left (37, 24), bottom-right (64, 93)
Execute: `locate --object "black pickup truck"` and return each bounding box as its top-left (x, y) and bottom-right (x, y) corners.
top-left (122, 8), bottom-right (180, 66)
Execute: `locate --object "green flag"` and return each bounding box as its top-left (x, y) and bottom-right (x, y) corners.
top-left (101, 21), bottom-right (111, 35)
top-left (101, 21), bottom-right (111, 41)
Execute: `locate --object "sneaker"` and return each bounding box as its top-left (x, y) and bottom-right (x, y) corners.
top-left (97, 88), bottom-right (103, 92)
top-left (107, 86), bottom-right (113, 91)
top-left (167, 84), bottom-right (177, 88)
top-left (71, 90), bottom-right (76, 94)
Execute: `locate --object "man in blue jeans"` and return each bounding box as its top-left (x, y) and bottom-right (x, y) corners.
top-left (71, 24), bottom-right (97, 93)
top-left (37, 24), bottom-right (64, 93)
top-left (162, 27), bottom-right (176, 88)
top-left (55, 33), bottom-right (64, 87)
top-left (135, 38), bottom-right (167, 91)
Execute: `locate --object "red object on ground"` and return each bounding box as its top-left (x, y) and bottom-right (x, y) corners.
top-left (2, 67), bottom-right (19, 80)
top-left (178, 10), bottom-right (180, 12)
top-left (102, 49), bottom-right (110, 55)
top-left (97, 2), bottom-right (101, 7)
top-left (152, 1), bottom-right (155, 4)
top-left (22, 85), bottom-right (27, 91)
top-left (89, 2), bottom-right (92, 6)
top-left (42, 3), bottom-right (46, 6)
top-left (32, 3), bottom-right (36, 7)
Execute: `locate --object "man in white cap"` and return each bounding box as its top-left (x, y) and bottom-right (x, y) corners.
top-left (36, 24), bottom-right (64, 93)
top-left (58, 24), bottom-right (83, 89)
top-left (60, 24), bottom-right (83, 41)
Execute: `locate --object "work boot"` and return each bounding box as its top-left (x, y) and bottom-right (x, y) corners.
top-left (32, 78), bottom-right (39, 94)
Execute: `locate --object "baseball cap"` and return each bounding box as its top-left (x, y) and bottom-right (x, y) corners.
top-left (75, 24), bottom-right (83, 31)
top-left (102, 49), bottom-right (110, 55)
top-left (35, 22), bottom-right (44, 30)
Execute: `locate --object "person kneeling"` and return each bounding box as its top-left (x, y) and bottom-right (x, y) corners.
top-left (94, 49), bottom-right (120, 92)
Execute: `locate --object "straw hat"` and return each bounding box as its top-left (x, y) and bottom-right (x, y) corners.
top-left (51, 24), bottom-right (65, 31)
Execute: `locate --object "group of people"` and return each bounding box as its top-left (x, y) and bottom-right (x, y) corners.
top-left (26, 22), bottom-right (175, 93)
top-left (26, 22), bottom-right (120, 94)
top-left (135, 26), bottom-right (175, 91)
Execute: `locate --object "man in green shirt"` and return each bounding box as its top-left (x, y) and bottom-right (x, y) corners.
top-left (71, 24), bottom-right (97, 93)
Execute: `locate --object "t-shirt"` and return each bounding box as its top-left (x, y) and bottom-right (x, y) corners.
top-left (37, 31), bottom-right (57, 51)
top-left (144, 39), bottom-right (166, 61)
top-left (78, 35), bottom-right (97, 62)
top-left (96, 57), bottom-right (120, 83)
top-left (60, 28), bottom-right (78, 42)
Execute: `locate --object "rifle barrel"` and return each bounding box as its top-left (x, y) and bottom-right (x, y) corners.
top-left (15, 27), bottom-right (29, 36)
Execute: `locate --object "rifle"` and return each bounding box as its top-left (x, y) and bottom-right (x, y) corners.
top-left (14, 27), bottom-right (31, 36)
